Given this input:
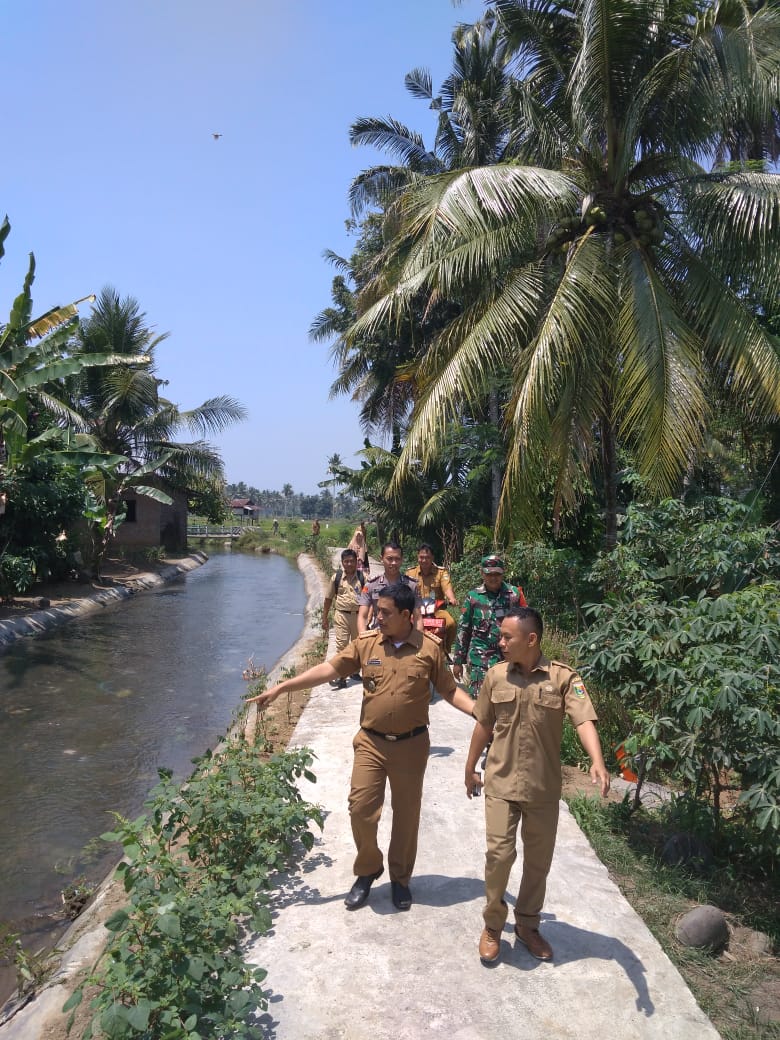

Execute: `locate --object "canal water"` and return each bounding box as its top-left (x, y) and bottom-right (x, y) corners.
top-left (0, 550), bottom-right (305, 996)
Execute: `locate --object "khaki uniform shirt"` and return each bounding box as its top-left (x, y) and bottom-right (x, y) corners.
top-left (473, 656), bottom-right (598, 803)
top-left (406, 564), bottom-right (454, 602)
top-left (325, 571), bottom-right (363, 613)
top-left (330, 628), bottom-right (456, 735)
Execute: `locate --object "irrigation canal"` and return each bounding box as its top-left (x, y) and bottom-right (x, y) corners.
top-left (0, 549), bottom-right (305, 1000)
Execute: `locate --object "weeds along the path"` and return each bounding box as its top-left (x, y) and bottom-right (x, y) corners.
top-left (63, 738), bottom-right (323, 1040)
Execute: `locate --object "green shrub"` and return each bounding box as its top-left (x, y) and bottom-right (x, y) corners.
top-left (64, 743), bottom-right (323, 1039)
top-left (573, 498), bottom-right (780, 860)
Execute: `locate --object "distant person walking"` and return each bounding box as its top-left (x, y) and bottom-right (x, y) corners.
top-left (452, 554), bottom-right (527, 698)
top-left (311, 518), bottom-right (321, 546)
top-left (465, 606), bottom-right (610, 965)
top-left (272, 519), bottom-right (279, 536)
top-left (322, 548), bottom-right (364, 689)
top-left (347, 521), bottom-right (370, 574)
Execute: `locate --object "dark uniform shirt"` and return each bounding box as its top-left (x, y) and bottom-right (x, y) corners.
top-left (473, 657), bottom-right (598, 803)
top-left (359, 572), bottom-right (421, 626)
top-left (330, 628), bottom-right (455, 734)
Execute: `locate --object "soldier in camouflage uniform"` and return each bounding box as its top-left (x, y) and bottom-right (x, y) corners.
top-left (452, 555), bottom-right (527, 698)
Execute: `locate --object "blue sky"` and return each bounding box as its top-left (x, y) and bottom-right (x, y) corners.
top-left (4, 0), bottom-right (484, 494)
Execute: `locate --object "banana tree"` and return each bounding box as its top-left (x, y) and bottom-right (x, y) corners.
top-left (81, 450), bottom-right (175, 577)
top-left (0, 218), bottom-right (144, 473)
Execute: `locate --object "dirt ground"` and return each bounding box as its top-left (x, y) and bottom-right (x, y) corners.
top-left (0, 557), bottom-right (165, 622)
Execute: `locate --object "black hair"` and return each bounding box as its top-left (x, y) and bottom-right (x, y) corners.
top-left (377, 581), bottom-right (416, 615)
top-left (341, 548), bottom-right (358, 561)
top-left (504, 605), bottom-right (543, 639)
top-left (417, 542), bottom-right (434, 554)
top-left (381, 540), bottom-right (403, 556)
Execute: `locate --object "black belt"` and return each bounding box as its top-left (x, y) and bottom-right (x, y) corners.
top-left (337, 608), bottom-right (358, 613)
top-left (361, 725), bottom-right (428, 742)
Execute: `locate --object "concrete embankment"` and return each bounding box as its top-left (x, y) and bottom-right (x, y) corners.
top-left (0, 553), bottom-right (209, 652)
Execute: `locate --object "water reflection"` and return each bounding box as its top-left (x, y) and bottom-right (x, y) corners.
top-left (0, 550), bottom-right (304, 984)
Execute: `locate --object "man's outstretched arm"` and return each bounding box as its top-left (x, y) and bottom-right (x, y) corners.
top-left (246, 661), bottom-right (340, 710)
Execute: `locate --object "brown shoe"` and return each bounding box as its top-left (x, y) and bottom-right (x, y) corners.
top-left (514, 924), bottom-right (553, 960)
top-left (479, 926), bottom-right (501, 964)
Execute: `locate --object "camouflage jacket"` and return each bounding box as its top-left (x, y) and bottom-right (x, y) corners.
top-left (452, 582), bottom-right (527, 696)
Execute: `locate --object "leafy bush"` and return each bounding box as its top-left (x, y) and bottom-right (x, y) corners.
top-left (573, 498), bottom-right (780, 861)
top-left (0, 456), bottom-right (85, 594)
top-left (64, 743), bottom-right (323, 1039)
top-left (589, 496), bottom-right (780, 600)
top-left (0, 552), bottom-right (35, 599)
top-left (449, 539), bottom-right (594, 633)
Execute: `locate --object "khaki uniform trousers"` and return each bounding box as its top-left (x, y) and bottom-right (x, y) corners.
top-left (349, 728), bottom-right (430, 886)
top-left (483, 794), bottom-right (559, 930)
top-left (333, 608), bottom-right (359, 653)
top-left (435, 609), bottom-right (456, 653)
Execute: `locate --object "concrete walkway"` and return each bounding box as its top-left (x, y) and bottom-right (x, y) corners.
top-left (244, 552), bottom-right (719, 1039)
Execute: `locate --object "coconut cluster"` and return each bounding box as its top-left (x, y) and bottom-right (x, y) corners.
top-left (545, 197), bottom-right (667, 253)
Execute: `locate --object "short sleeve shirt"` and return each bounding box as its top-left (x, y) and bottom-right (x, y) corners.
top-left (329, 628), bottom-right (456, 734)
top-left (325, 570), bottom-right (363, 612)
top-left (359, 572), bottom-right (421, 611)
top-left (406, 564), bottom-right (453, 602)
top-left (473, 657), bottom-right (598, 803)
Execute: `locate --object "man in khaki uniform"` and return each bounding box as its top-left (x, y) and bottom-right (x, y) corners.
top-left (465, 606), bottom-right (610, 964)
top-left (406, 542), bottom-right (458, 653)
top-left (248, 583), bottom-right (476, 912)
top-left (322, 548), bottom-right (364, 689)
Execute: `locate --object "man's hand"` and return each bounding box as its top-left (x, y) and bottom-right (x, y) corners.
top-left (590, 761), bottom-right (611, 798)
top-left (452, 663), bottom-right (463, 681)
top-left (321, 617), bottom-right (329, 632)
top-left (245, 684), bottom-right (284, 710)
top-left (465, 769), bottom-right (483, 799)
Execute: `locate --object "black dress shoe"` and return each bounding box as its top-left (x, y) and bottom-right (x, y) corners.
top-left (344, 868), bottom-right (383, 910)
top-left (391, 881), bottom-right (412, 910)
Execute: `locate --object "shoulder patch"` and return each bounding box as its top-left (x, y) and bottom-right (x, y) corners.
top-left (571, 678), bottom-right (588, 700)
top-left (421, 630), bottom-right (442, 645)
top-left (358, 630), bottom-right (377, 639)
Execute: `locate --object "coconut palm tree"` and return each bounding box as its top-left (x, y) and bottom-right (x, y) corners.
top-left (348, 0), bottom-right (780, 545)
top-left (282, 482), bottom-right (294, 516)
top-left (315, 20), bottom-right (518, 518)
top-left (63, 287), bottom-right (246, 570)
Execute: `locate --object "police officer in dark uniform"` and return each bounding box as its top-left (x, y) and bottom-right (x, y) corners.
top-left (358, 541), bottom-right (422, 633)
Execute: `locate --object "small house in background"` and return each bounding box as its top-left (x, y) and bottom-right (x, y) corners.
top-left (230, 497), bottom-right (262, 520)
top-left (113, 488), bottom-right (189, 551)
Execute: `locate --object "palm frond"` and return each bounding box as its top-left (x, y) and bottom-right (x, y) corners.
top-left (615, 245), bottom-right (707, 493)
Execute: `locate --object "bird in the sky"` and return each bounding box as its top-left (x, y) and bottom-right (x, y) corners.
top-left (212, 132), bottom-right (222, 140)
